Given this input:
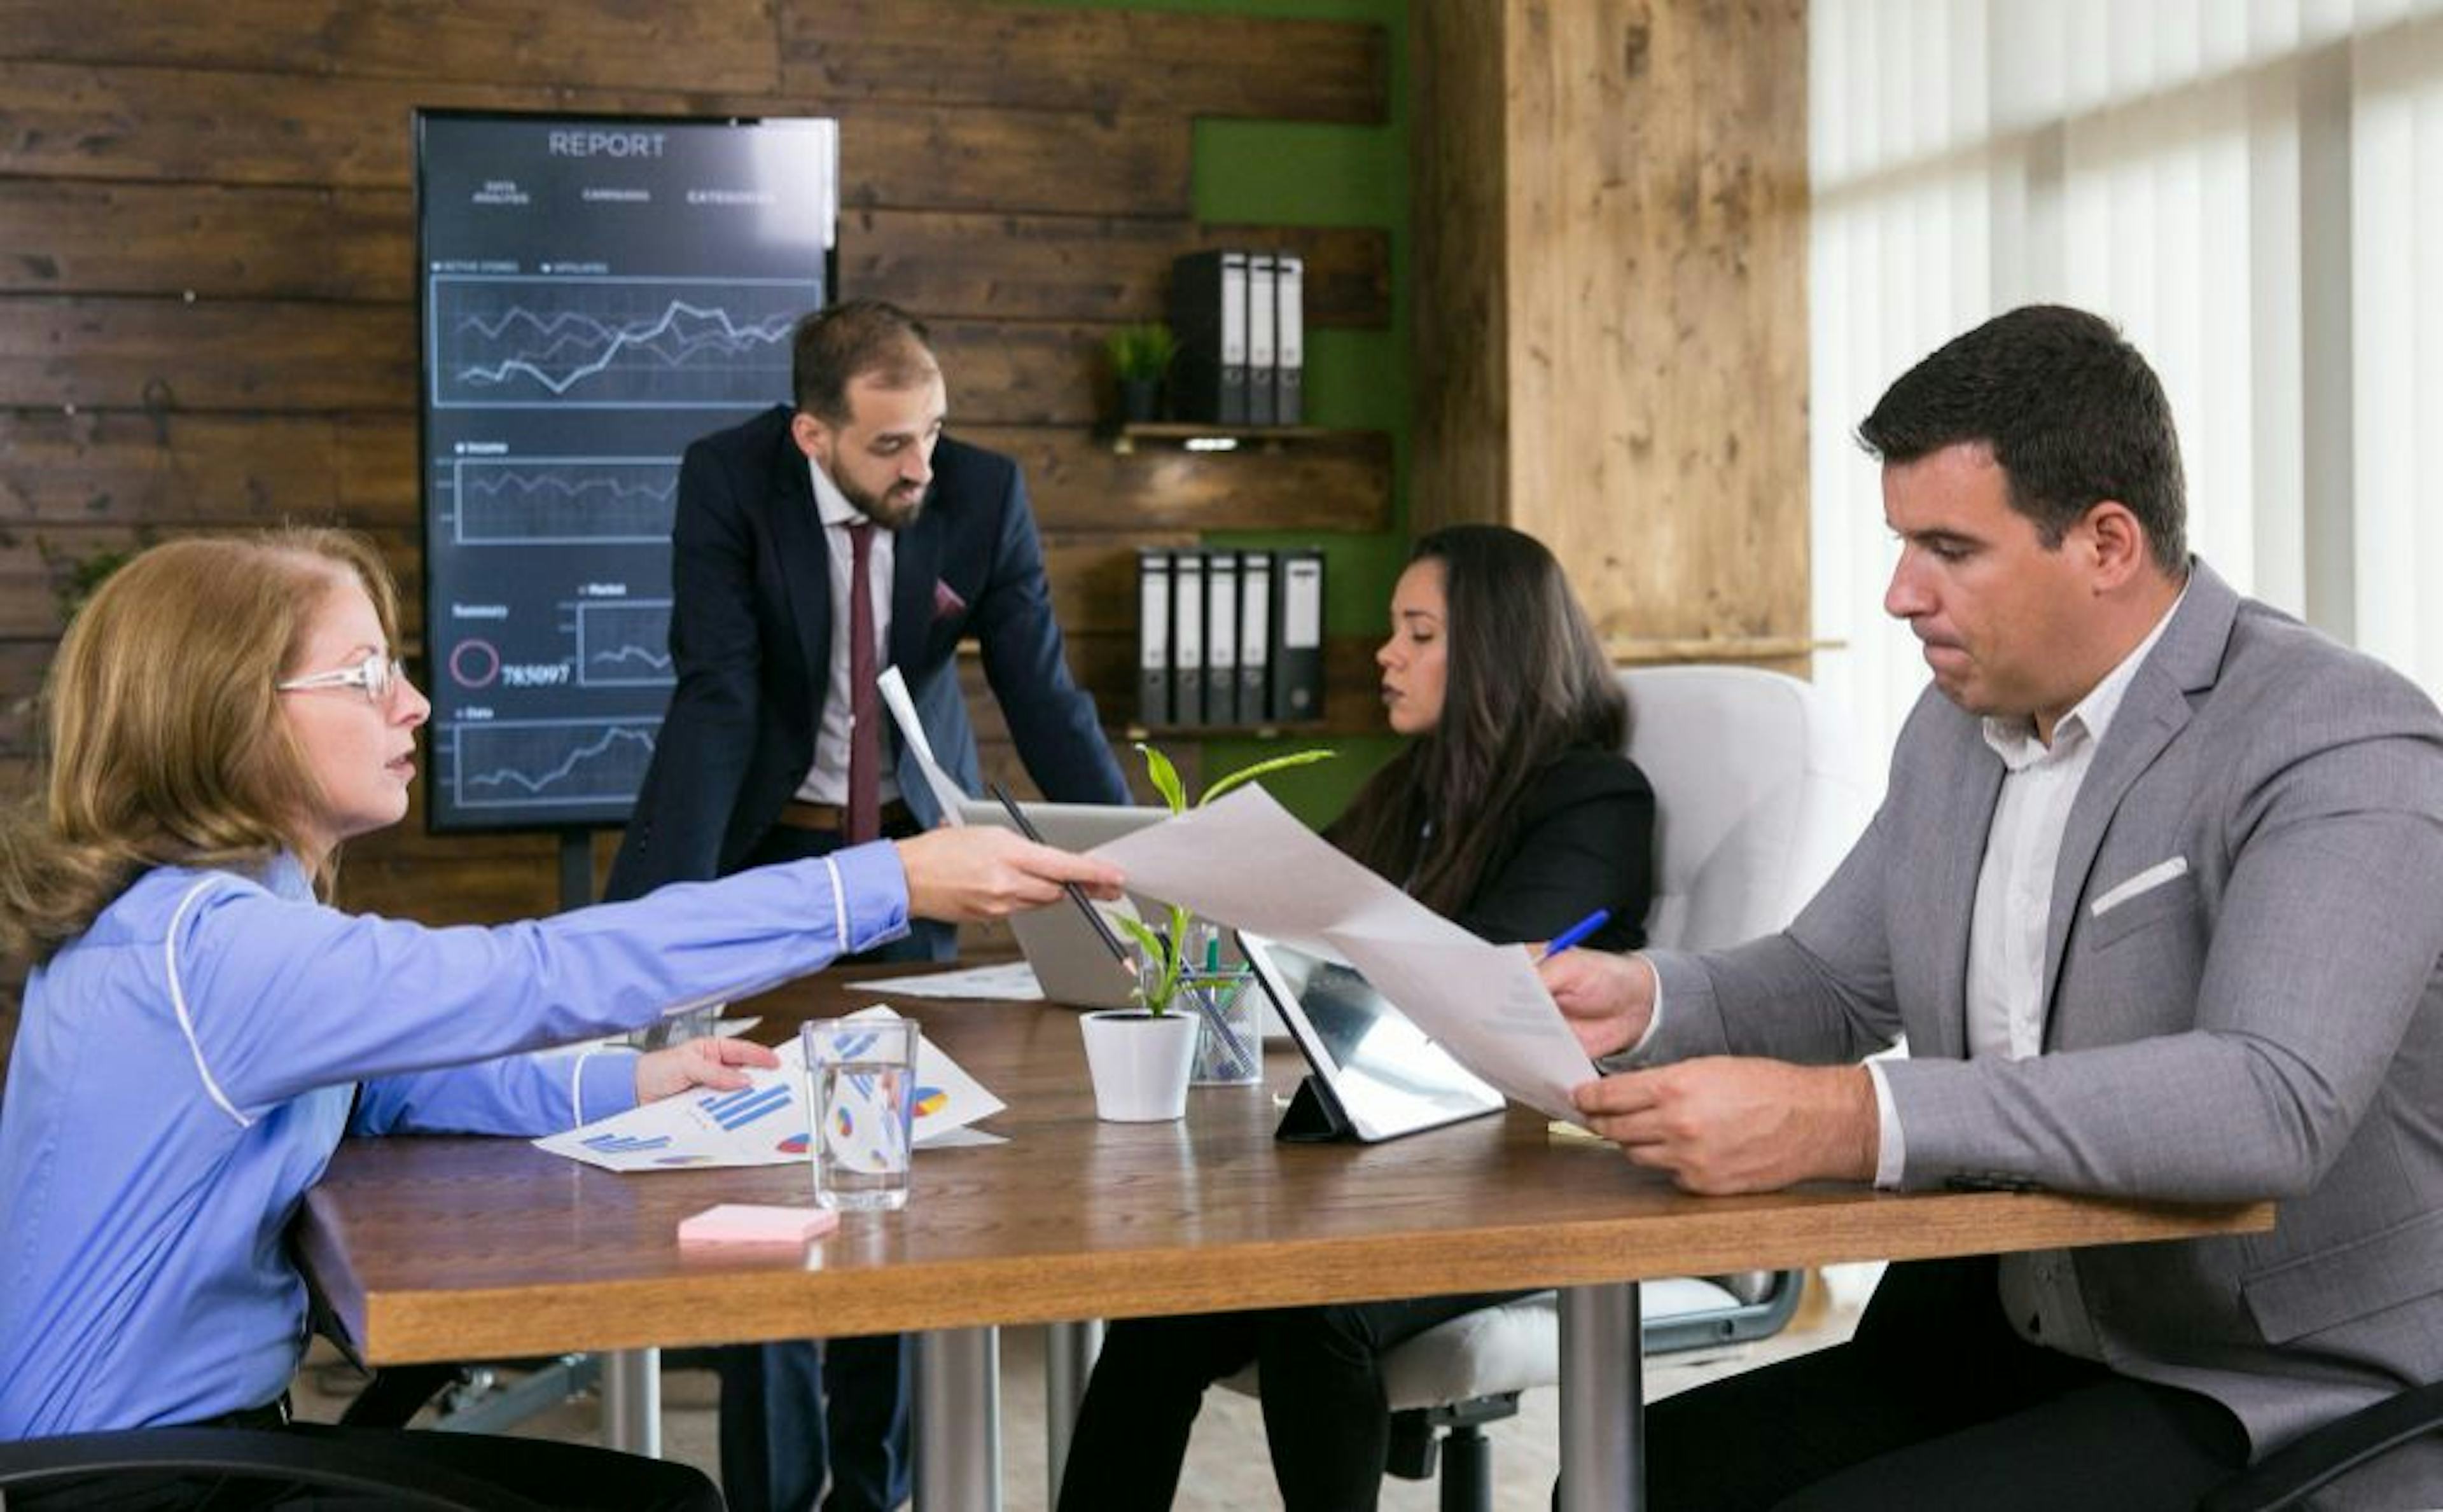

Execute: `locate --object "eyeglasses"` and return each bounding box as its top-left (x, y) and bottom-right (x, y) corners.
top-left (277, 651), bottom-right (407, 705)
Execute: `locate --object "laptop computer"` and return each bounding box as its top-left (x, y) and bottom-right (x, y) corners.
top-left (954, 799), bottom-right (1171, 1009)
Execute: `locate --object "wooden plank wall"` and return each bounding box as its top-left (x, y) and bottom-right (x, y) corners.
top-left (1411, 0), bottom-right (1811, 670)
top-left (0, 2), bottom-right (1394, 1046)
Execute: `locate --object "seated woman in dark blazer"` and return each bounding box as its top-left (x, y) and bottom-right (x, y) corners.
top-left (1057, 523), bottom-right (1654, 1511)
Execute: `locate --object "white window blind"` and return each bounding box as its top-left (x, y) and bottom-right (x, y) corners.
top-left (1811, 0), bottom-right (2443, 786)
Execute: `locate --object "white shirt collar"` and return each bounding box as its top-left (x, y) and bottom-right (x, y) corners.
top-left (1980, 582), bottom-right (2189, 771)
top-left (807, 457), bottom-right (864, 531)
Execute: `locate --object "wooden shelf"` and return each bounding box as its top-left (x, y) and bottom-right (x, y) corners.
top-left (1102, 421), bottom-right (1370, 456)
top-left (1122, 723), bottom-right (1332, 740)
top-left (1604, 635), bottom-right (1844, 665)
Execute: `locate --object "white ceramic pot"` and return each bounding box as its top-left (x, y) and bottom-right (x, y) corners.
top-left (1078, 1009), bottom-right (1200, 1122)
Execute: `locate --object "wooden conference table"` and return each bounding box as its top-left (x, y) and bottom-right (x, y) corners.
top-left (298, 967), bottom-right (2274, 1511)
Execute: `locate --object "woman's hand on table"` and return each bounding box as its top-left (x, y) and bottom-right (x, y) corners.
top-left (635, 1035), bottom-right (782, 1104)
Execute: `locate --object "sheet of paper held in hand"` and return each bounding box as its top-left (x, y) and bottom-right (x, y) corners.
top-left (1089, 787), bottom-right (1598, 1123)
top-left (535, 1006), bottom-right (1006, 1172)
top-left (876, 666), bottom-right (968, 824)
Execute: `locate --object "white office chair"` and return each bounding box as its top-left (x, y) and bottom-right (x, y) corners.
top-left (1365, 664), bottom-right (1876, 1508)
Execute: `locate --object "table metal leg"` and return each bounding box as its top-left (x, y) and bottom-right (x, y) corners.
top-left (601, 1347), bottom-right (660, 1457)
top-left (1043, 1320), bottom-right (1103, 1506)
top-left (1558, 1281), bottom-right (1643, 1512)
top-left (915, 1326), bottom-right (1001, 1511)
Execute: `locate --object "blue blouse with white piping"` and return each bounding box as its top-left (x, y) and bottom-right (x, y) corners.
top-left (0, 843), bottom-right (908, 1438)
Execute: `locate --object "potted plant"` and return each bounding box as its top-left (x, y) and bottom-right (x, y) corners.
top-left (1105, 322), bottom-right (1176, 425)
top-left (1078, 740), bottom-right (1334, 1120)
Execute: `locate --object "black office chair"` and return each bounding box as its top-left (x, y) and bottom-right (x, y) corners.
top-left (0, 1423), bottom-right (551, 1510)
top-left (2197, 1381), bottom-right (2443, 1512)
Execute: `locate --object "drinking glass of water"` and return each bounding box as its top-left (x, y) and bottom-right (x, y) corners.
top-left (801, 1017), bottom-right (921, 1212)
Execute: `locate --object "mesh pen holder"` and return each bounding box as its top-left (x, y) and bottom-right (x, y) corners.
top-left (1181, 970), bottom-right (1262, 1086)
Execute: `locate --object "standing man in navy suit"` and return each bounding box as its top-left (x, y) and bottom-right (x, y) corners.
top-left (608, 300), bottom-right (1128, 1512)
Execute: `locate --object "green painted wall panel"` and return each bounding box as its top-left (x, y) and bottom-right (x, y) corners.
top-left (1017, 0), bottom-right (1409, 823)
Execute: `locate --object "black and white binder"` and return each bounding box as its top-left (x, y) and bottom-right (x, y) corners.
top-left (1169, 250), bottom-right (1248, 426)
top-left (1271, 547), bottom-right (1325, 723)
top-left (1246, 252), bottom-right (1278, 427)
top-left (1206, 550), bottom-right (1240, 725)
top-left (1171, 548), bottom-right (1206, 726)
top-left (1275, 253), bottom-right (1304, 426)
top-left (1239, 550), bottom-right (1273, 725)
top-left (1137, 550), bottom-right (1172, 728)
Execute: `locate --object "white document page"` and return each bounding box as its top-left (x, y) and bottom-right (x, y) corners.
top-left (877, 665), bottom-right (966, 824)
top-left (850, 961), bottom-right (1045, 1001)
top-left (1089, 788), bottom-right (1401, 957)
top-left (1092, 788), bottom-right (1597, 1121)
top-left (535, 1006), bottom-right (1005, 1172)
top-left (1325, 921), bottom-right (1594, 1121)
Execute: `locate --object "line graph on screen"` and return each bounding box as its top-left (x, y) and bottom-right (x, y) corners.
top-left (430, 275), bottom-right (818, 408)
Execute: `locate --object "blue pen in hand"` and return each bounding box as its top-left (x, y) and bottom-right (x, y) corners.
top-left (1536, 908), bottom-right (1612, 962)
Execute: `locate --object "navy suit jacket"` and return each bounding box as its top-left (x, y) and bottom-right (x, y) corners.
top-left (606, 405), bottom-right (1127, 898)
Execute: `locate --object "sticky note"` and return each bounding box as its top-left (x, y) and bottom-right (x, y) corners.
top-left (678, 1203), bottom-right (842, 1246)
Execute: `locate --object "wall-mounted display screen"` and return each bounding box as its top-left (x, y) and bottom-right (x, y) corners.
top-left (415, 111), bottom-right (837, 831)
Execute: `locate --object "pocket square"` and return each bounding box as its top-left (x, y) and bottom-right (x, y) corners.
top-left (931, 578), bottom-right (967, 621)
top-left (2089, 856), bottom-right (2189, 917)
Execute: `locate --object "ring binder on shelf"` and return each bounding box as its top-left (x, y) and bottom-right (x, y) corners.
top-left (1137, 550), bottom-right (1172, 728)
top-left (1247, 252), bottom-right (1278, 427)
top-left (1271, 548), bottom-right (1325, 723)
top-left (1171, 548), bottom-right (1206, 726)
top-left (1275, 253), bottom-right (1304, 426)
top-left (1239, 550), bottom-right (1273, 727)
top-left (1206, 550), bottom-right (1240, 725)
top-left (1169, 250), bottom-right (1248, 426)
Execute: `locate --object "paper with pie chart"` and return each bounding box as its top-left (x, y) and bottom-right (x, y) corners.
top-left (534, 1006), bottom-right (1005, 1172)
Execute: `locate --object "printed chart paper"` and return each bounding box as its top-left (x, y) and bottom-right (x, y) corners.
top-left (536, 1006), bottom-right (1003, 1172)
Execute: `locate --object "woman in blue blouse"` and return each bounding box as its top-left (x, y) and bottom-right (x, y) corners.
top-left (0, 529), bottom-right (1120, 1507)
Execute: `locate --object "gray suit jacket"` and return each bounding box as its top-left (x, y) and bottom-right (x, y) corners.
top-left (1642, 560), bottom-right (2443, 1492)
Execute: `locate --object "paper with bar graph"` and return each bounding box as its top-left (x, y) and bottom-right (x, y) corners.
top-left (534, 1006), bottom-right (1004, 1172)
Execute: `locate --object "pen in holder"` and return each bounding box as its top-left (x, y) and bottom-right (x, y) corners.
top-left (1181, 968), bottom-right (1261, 1086)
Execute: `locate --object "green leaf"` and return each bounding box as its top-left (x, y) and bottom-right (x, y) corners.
top-left (1112, 913), bottom-right (1162, 957)
top-left (1111, 915), bottom-right (1172, 1013)
top-left (1154, 903), bottom-right (1194, 1012)
top-left (1136, 741), bottom-right (1188, 813)
top-left (1197, 748), bottom-right (1337, 808)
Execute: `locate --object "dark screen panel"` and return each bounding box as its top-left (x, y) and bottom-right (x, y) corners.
top-left (415, 111), bottom-right (837, 831)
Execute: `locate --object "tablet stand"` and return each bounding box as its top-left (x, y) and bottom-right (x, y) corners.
top-left (1274, 1074), bottom-right (1355, 1142)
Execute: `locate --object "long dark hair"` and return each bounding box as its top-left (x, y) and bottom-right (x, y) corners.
top-left (1326, 524), bottom-right (1625, 918)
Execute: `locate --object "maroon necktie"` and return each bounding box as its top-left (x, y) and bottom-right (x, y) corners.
top-left (845, 521), bottom-right (882, 845)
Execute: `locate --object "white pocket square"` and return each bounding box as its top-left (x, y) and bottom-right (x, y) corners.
top-left (2090, 856), bottom-right (2189, 917)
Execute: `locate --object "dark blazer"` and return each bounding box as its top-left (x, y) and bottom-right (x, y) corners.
top-left (606, 405), bottom-right (1127, 898)
top-left (1452, 747), bottom-right (1654, 952)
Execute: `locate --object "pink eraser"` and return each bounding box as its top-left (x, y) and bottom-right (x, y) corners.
top-left (678, 1204), bottom-right (842, 1246)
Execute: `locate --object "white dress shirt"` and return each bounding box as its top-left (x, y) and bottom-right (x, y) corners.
top-left (1620, 591), bottom-right (2185, 1329)
top-left (1865, 585), bottom-right (2183, 1358)
top-left (795, 459), bottom-right (903, 807)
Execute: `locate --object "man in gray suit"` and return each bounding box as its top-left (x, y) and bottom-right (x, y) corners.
top-left (1545, 305), bottom-right (2443, 1509)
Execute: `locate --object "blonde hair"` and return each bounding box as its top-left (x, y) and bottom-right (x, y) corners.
top-left (0, 529), bottom-right (401, 961)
